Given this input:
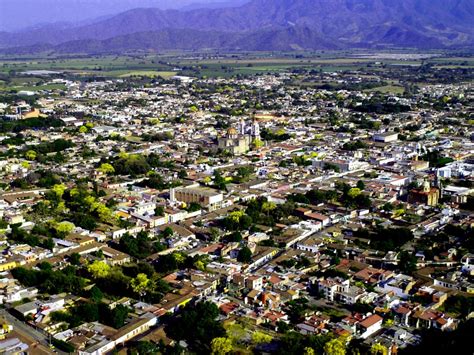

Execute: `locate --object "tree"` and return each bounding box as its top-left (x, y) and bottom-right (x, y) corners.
top-left (79, 126), bottom-right (88, 134)
top-left (51, 184), bottom-right (66, 199)
top-left (262, 201), bottom-right (277, 215)
top-left (77, 302), bottom-right (99, 322)
top-left (70, 253), bottom-right (81, 265)
top-left (194, 260), bottom-right (206, 271)
top-left (131, 273), bottom-right (151, 297)
top-left (211, 337), bottom-right (233, 355)
top-left (324, 338), bottom-right (346, 355)
top-left (370, 344), bottom-right (388, 355)
top-left (227, 231), bottom-right (242, 242)
top-left (98, 163), bottom-right (115, 175)
top-left (237, 246), bottom-right (252, 263)
top-left (304, 348), bottom-right (315, 355)
top-left (55, 221), bottom-right (75, 236)
top-left (25, 150), bottom-right (37, 161)
top-left (100, 303), bottom-right (129, 328)
top-left (87, 260), bottom-right (111, 279)
top-left (236, 166), bottom-right (252, 182)
top-left (130, 341), bottom-right (160, 355)
top-left (226, 323), bottom-right (246, 342)
top-left (356, 180), bottom-right (365, 190)
top-left (252, 331), bottom-right (272, 345)
top-left (52, 338), bottom-right (75, 353)
top-left (253, 138), bottom-right (264, 149)
top-left (347, 188), bottom-right (361, 199)
top-left (90, 286), bottom-right (104, 302)
top-left (94, 203), bottom-right (112, 222)
top-left (155, 206), bottom-right (165, 216)
top-left (399, 251), bottom-right (417, 274)
top-left (165, 301), bottom-right (225, 352)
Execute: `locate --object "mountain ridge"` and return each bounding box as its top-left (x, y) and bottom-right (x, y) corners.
top-left (1, 0), bottom-right (473, 53)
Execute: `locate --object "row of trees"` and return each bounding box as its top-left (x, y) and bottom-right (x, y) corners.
top-left (289, 181), bottom-right (371, 209)
top-left (115, 231), bottom-right (166, 259)
top-left (221, 198), bottom-right (295, 231)
top-left (104, 152), bottom-right (177, 177)
top-left (86, 260), bottom-right (171, 303)
top-left (12, 262), bottom-right (85, 295)
top-left (353, 227), bottom-right (414, 253)
top-left (32, 184), bottom-right (114, 231)
top-left (51, 299), bottom-right (130, 329)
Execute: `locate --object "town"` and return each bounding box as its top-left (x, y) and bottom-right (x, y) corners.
top-left (0, 51), bottom-right (472, 355)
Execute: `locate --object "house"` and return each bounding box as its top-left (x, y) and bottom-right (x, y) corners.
top-left (392, 303), bottom-right (419, 327)
top-left (317, 277), bottom-right (365, 304)
top-left (412, 309), bottom-right (454, 331)
top-left (380, 274), bottom-right (415, 299)
top-left (245, 275), bottom-right (263, 291)
top-left (354, 267), bottom-right (393, 285)
top-left (0, 338), bottom-right (28, 353)
top-left (317, 277), bottom-right (349, 302)
top-left (296, 236), bottom-right (324, 253)
top-left (74, 313), bottom-right (158, 355)
top-left (358, 314), bottom-right (383, 339)
top-left (247, 247), bottom-right (278, 271)
top-left (297, 314), bottom-right (330, 335)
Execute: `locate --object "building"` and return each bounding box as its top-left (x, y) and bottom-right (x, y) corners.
top-left (317, 278), bottom-right (350, 302)
top-left (443, 185), bottom-right (471, 204)
top-left (316, 277), bottom-right (365, 304)
top-left (170, 186), bottom-right (223, 211)
top-left (373, 132), bottom-right (398, 143)
top-left (408, 181), bottom-right (440, 206)
top-left (217, 121), bottom-right (260, 155)
top-left (358, 314), bottom-right (383, 339)
top-left (380, 274), bottom-right (416, 299)
top-left (217, 127), bottom-right (251, 155)
top-left (76, 313), bottom-right (158, 355)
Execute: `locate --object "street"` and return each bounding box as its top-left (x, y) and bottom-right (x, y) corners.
top-left (0, 309), bottom-right (67, 355)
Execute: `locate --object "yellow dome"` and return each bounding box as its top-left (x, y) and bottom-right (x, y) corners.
top-left (227, 127), bottom-right (238, 136)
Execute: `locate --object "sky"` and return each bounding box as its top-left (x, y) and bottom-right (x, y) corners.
top-left (0, 0), bottom-right (247, 32)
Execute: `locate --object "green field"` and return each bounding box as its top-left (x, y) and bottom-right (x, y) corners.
top-left (117, 70), bottom-right (176, 78)
top-left (366, 85), bottom-right (405, 95)
top-left (0, 50), bottom-right (471, 83)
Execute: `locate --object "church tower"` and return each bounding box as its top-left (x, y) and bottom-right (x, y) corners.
top-left (239, 118), bottom-right (246, 135)
top-left (251, 119), bottom-right (260, 139)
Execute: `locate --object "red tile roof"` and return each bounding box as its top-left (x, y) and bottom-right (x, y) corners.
top-left (359, 314), bottom-right (383, 328)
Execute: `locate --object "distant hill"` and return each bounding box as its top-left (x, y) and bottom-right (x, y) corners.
top-left (1, 0), bottom-right (473, 53)
top-left (0, 0), bottom-right (247, 32)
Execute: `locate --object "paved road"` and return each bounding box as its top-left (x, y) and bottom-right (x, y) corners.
top-left (0, 309), bottom-right (67, 355)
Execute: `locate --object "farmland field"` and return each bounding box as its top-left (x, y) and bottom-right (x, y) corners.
top-left (0, 50), bottom-right (472, 91)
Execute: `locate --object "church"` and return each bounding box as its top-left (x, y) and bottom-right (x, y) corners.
top-left (217, 118), bottom-right (261, 155)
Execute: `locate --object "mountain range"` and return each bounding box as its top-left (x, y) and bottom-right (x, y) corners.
top-left (1, 0), bottom-right (473, 54)
top-left (0, 0), bottom-right (248, 32)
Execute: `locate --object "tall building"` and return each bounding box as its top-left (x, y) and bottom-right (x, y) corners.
top-left (238, 118), bottom-right (246, 135)
top-left (251, 119), bottom-right (260, 140)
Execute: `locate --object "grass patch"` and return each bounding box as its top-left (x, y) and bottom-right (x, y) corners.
top-left (366, 85), bottom-right (405, 94)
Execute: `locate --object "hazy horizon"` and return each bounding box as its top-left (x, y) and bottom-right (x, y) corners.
top-left (0, 0), bottom-right (248, 32)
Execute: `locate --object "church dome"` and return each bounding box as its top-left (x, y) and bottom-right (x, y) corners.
top-left (227, 127), bottom-right (238, 136)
